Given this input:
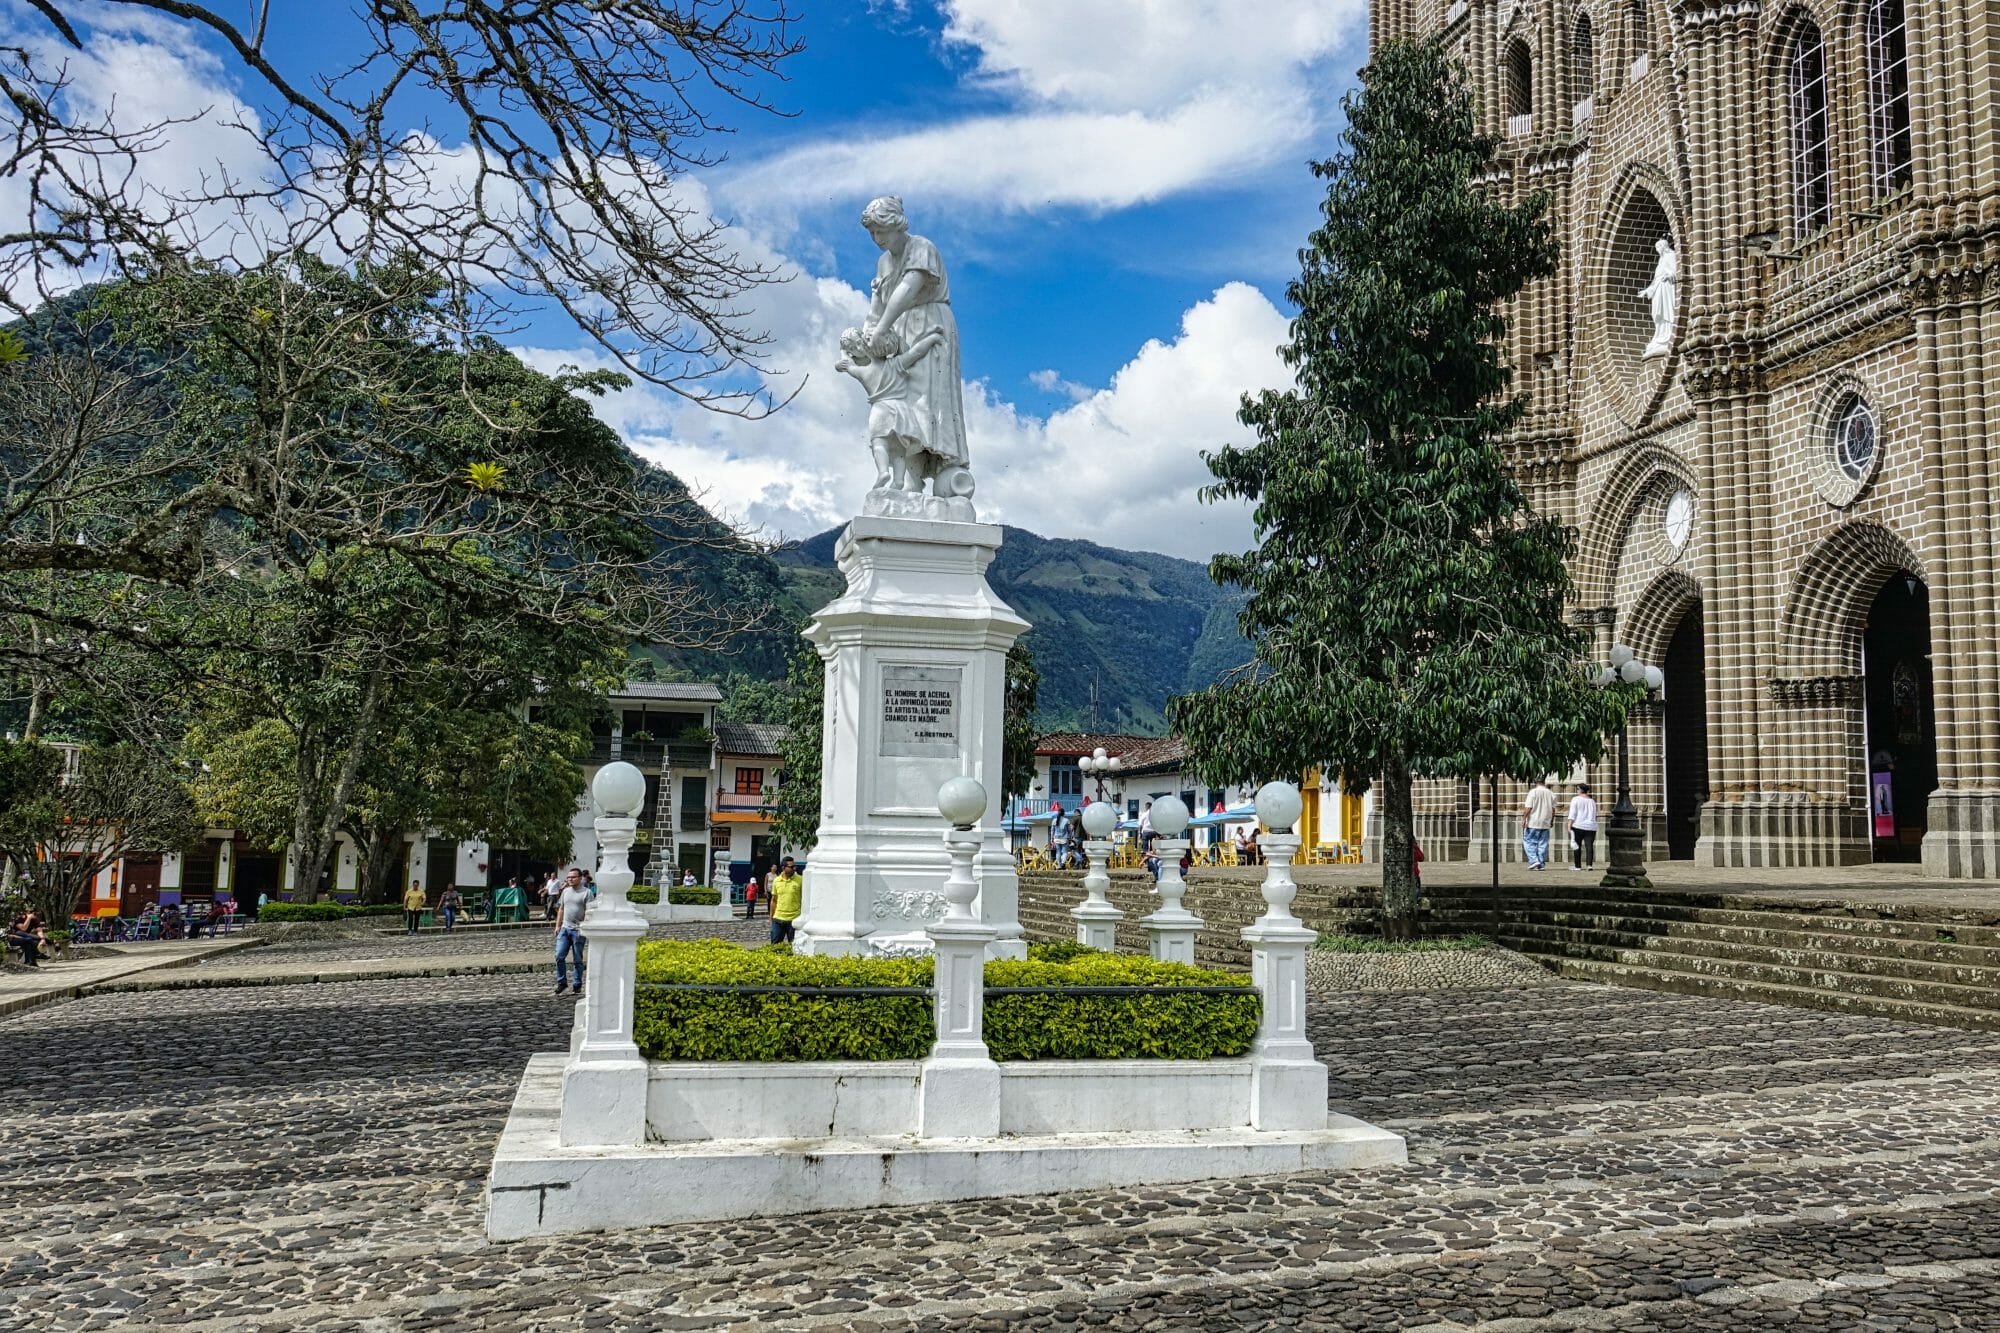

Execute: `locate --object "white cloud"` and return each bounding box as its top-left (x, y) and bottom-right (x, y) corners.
top-left (726, 90), bottom-right (1306, 219)
top-left (722, 0), bottom-right (1363, 223)
top-left (940, 0), bottom-right (1358, 111)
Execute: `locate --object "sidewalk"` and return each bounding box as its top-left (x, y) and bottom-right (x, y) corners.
top-left (83, 950), bottom-right (549, 995)
top-left (0, 937), bottom-right (264, 1019)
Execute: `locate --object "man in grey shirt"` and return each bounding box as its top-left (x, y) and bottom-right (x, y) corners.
top-left (552, 868), bottom-right (592, 996)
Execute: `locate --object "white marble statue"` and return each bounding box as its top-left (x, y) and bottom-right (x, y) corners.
top-left (1640, 236), bottom-right (1678, 358)
top-left (838, 325), bottom-right (946, 493)
top-left (852, 195), bottom-right (976, 521)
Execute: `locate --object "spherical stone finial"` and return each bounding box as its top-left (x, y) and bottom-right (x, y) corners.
top-left (1151, 797), bottom-right (1191, 838)
top-left (592, 761), bottom-right (646, 817)
top-left (1255, 780), bottom-right (1303, 833)
top-left (1080, 800), bottom-right (1119, 839)
top-left (937, 776), bottom-right (987, 828)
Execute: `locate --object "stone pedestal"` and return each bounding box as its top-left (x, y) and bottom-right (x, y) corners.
top-left (1240, 832), bottom-right (1328, 1131)
top-left (1142, 836), bottom-right (1202, 964)
top-left (1071, 838), bottom-right (1124, 949)
top-left (560, 806), bottom-right (649, 1148)
top-left (797, 516), bottom-right (1029, 958)
top-left (919, 825), bottom-right (1001, 1138)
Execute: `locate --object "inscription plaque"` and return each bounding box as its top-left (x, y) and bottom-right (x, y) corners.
top-left (878, 665), bottom-right (962, 759)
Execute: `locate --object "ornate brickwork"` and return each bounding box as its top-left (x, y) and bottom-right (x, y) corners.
top-left (1382, 0), bottom-right (2000, 877)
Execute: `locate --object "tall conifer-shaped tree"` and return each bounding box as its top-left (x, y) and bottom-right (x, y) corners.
top-left (1169, 39), bottom-right (1629, 938)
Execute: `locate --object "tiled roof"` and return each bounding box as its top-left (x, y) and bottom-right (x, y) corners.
top-left (608, 681), bottom-right (723, 703)
top-left (1033, 732), bottom-right (1186, 769)
top-left (716, 720), bottom-right (788, 756)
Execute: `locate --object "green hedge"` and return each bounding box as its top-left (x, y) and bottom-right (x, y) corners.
top-left (668, 886), bottom-right (722, 905)
top-left (984, 954), bottom-right (1258, 1061)
top-left (627, 886), bottom-right (660, 905)
top-left (257, 902), bottom-right (403, 922)
top-left (630, 940), bottom-right (1258, 1063)
top-left (634, 940), bottom-right (932, 1062)
top-left (1311, 932), bottom-right (1493, 954)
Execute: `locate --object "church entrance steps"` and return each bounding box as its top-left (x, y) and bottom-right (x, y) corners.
top-left (1424, 883), bottom-right (2000, 1028)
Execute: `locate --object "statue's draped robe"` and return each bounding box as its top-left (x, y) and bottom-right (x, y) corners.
top-left (872, 233), bottom-right (968, 468)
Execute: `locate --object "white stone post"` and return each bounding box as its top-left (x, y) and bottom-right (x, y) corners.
top-left (920, 778), bottom-right (1000, 1139)
top-left (1241, 782), bottom-right (1329, 1132)
top-left (1140, 799), bottom-right (1201, 965)
top-left (1072, 799), bottom-right (1124, 950)
top-left (560, 763), bottom-right (651, 1148)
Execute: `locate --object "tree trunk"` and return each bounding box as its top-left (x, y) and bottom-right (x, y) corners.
top-left (1378, 750), bottom-right (1420, 941)
top-left (288, 670), bottom-right (384, 901)
top-left (356, 823), bottom-right (407, 904)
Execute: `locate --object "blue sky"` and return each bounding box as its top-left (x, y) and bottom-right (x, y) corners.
top-left (11, 1), bottom-right (1371, 559)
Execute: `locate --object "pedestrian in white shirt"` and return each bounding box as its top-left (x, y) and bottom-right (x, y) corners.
top-left (1520, 778), bottom-right (1556, 870)
top-left (1567, 783), bottom-right (1599, 871)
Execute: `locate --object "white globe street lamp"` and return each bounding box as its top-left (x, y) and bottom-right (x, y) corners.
top-left (1589, 649), bottom-right (1663, 890)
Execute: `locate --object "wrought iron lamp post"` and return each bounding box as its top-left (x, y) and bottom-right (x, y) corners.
top-left (1591, 644), bottom-right (1664, 890)
top-left (1078, 746), bottom-right (1122, 802)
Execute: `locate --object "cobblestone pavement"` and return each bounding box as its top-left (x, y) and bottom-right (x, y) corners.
top-left (5, 979), bottom-right (1999, 1331)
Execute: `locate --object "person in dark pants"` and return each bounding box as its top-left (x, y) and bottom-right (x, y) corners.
top-left (7, 909), bottom-right (47, 967)
top-left (401, 879), bottom-right (426, 934)
top-left (1567, 783), bottom-right (1600, 871)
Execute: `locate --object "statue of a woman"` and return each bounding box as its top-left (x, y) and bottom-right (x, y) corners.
top-left (859, 197), bottom-right (973, 515)
top-left (1640, 236), bottom-right (1678, 358)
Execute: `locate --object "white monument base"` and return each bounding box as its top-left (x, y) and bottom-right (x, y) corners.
top-left (486, 1054), bottom-right (1406, 1238)
top-left (796, 515), bottom-right (1029, 959)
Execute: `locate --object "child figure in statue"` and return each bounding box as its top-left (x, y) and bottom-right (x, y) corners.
top-left (837, 324), bottom-right (946, 492)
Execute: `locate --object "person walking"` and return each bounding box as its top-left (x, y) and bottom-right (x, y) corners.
top-left (1138, 800), bottom-right (1155, 853)
top-left (767, 856), bottom-right (803, 946)
top-left (1521, 778), bottom-right (1556, 871)
top-left (1567, 783), bottom-right (1600, 871)
top-left (401, 879), bottom-right (427, 934)
top-left (552, 868), bottom-right (591, 996)
top-left (541, 872), bottom-right (560, 921)
top-left (437, 885), bottom-right (463, 932)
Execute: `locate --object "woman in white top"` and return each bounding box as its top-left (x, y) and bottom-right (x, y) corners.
top-left (1567, 783), bottom-right (1600, 870)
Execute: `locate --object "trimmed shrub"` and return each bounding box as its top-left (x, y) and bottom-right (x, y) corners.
top-left (984, 955), bottom-right (1259, 1061)
top-left (627, 886), bottom-right (660, 905)
top-left (257, 902), bottom-right (402, 923)
top-left (634, 940), bottom-right (932, 1062)
top-left (1312, 932), bottom-right (1493, 954)
top-left (668, 886), bottom-right (722, 905)
top-left (1025, 939), bottom-right (1101, 963)
top-left (631, 941), bottom-right (1258, 1063)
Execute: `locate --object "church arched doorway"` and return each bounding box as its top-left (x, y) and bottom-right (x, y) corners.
top-left (1862, 572), bottom-right (1936, 861)
top-left (1660, 605), bottom-right (1708, 859)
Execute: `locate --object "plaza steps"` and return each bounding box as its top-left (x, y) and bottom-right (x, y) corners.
top-left (1424, 882), bottom-right (2000, 1030)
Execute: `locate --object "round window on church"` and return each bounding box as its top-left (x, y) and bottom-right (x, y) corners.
top-left (1663, 488), bottom-right (1694, 555)
top-left (1834, 397), bottom-right (1877, 482)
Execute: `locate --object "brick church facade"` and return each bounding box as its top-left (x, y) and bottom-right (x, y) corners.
top-left (1379, 0), bottom-right (2000, 876)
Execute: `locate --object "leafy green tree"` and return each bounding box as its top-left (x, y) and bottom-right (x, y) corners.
top-left (1167, 39), bottom-right (1629, 939)
top-left (1001, 639), bottom-right (1041, 807)
top-left (769, 643), bottom-right (826, 854)
top-left (0, 740), bottom-right (202, 923)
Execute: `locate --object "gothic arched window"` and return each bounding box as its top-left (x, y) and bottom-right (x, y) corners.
top-left (1787, 17), bottom-right (1833, 236)
top-left (1506, 37), bottom-right (1534, 120)
top-left (1864, 0), bottom-right (1913, 194)
top-left (1573, 14), bottom-right (1596, 108)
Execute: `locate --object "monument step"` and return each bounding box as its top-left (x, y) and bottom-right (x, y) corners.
top-left (1424, 891), bottom-right (2000, 947)
top-left (1541, 955), bottom-right (2000, 1031)
top-left (1421, 912), bottom-right (2000, 973)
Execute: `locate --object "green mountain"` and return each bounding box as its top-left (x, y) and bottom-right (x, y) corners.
top-left (771, 526), bottom-right (1248, 733)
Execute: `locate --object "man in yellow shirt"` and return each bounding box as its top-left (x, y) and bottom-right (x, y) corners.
top-left (768, 857), bottom-right (803, 945)
top-left (401, 880), bottom-right (427, 935)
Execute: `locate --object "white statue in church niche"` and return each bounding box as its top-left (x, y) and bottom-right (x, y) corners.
top-left (1640, 235), bottom-right (1678, 358)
